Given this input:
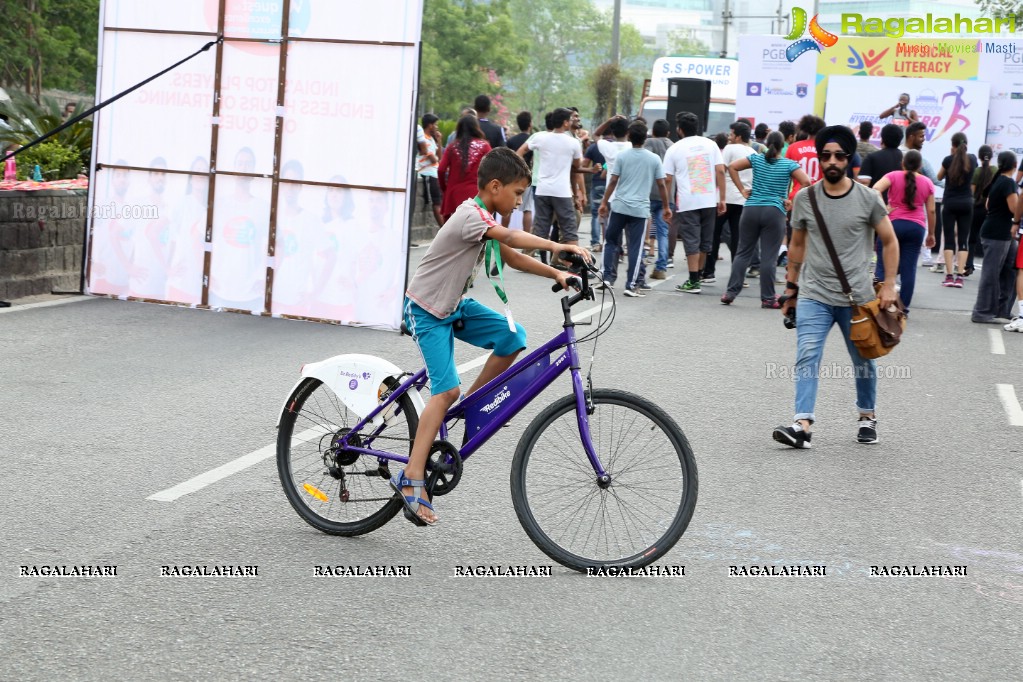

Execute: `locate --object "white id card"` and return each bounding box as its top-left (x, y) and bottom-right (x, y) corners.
top-left (504, 304), bottom-right (516, 332)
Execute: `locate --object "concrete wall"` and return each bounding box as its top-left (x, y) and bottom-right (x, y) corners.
top-left (0, 191), bottom-right (87, 301)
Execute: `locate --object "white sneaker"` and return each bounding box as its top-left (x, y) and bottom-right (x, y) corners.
top-left (929, 263), bottom-right (944, 273)
top-left (1005, 317), bottom-right (1023, 332)
top-left (920, 255), bottom-right (934, 267)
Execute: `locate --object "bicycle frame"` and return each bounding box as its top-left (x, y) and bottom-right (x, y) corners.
top-left (337, 293), bottom-right (608, 478)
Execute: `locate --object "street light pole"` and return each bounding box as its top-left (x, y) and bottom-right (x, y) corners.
top-left (722, 0), bottom-right (731, 58)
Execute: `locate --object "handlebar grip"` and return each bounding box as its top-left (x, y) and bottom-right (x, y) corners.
top-left (558, 250), bottom-right (587, 268)
top-left (552, 276), bottom-right (582, 293)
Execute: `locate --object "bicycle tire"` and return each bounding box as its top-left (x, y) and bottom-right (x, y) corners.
top-left (510, 388), bottom-right (697, 572)
top-left (277, 377), bottom-right (417, 536)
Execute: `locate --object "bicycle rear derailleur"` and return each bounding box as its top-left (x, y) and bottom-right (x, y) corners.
top-left (425, 440), bottom-right (462, 496)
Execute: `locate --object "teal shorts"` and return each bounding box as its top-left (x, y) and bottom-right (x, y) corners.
top-left (403, 297), bottom-right (527, 394)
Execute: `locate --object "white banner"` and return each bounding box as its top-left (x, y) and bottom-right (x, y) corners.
top-left (649, 57), bottom-right (739, 100)
top-left (824, 76), bottom-right (991, 179)
top-left (88, 0), bottom-right (424, 330)
top-left (735, 36), bottom-right (819, 130)
top-left (978, 40), bottom-right (1023, 157)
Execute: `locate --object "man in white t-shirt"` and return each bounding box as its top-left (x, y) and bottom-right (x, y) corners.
top-left (519, 107), bottom-right (583, 246)
top-left (595, 116), bottom-right (631, 204)
top-left (663, 112), bottom-right (726, 294)
top-left (705, 121), bottom-right (756, 282)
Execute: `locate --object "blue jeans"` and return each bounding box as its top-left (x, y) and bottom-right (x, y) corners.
top-left (603, 211), bottom-right (648, 288)
top-left (651, 199), bottom-right (673, 271)
top-left (875, 219), bottom-right (924, 311)
top-left (590, 184), bottom-right (606, 245)
top-left (793, 298), bottom-right (877, 423)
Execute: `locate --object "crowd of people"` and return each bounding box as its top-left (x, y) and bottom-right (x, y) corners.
top-left (397, 99), bottom-right (1022, 522)
top-left (416, 101), bottom-right (1023, 332)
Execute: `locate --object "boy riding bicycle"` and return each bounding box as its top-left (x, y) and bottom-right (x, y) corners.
top-left (397, 147), bottom-right (592, 526)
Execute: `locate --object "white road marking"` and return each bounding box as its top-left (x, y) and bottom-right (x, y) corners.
top-left (147, 426), bottom-right (328, 502)
top-left (996, 384), bottom-right (1023, 427)
top-left (0, 296), bottom-right (98, 314)
top-left (648, 275), bottom-right (675, 288)
top-left (989, 329), bottom-right (1006, 355)
top-left (151, 298), bottom-right (617, 501)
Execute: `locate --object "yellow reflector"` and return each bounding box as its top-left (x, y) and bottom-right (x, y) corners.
top-left (303, 483), bottom-right (328, 502)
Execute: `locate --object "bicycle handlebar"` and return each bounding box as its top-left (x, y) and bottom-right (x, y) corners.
top-left (551, 276), bottom-right (583, 293)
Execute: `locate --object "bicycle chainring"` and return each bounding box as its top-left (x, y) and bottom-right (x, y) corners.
top-left (425, 440), bottom-right (462, 497)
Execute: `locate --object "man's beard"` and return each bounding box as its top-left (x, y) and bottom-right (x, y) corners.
top-left (822, 166), bottom-right (845, 184)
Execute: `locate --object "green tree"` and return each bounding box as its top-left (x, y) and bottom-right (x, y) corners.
top-left (420, 0), bottom-right (528, 119)
top-left (502, 0), bottom-right (655, 127)
top-left (666, 28), bottom-right (712, 56)
top-left (0, 0), bottom-right (100, 99)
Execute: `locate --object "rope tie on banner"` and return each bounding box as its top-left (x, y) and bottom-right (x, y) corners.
top-left (0, 36), bottom-right (224, 165)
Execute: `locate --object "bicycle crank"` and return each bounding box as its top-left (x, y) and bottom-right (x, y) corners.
top-left (425, 440), bottom-right (462, 497)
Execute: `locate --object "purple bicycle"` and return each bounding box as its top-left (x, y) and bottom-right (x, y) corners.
top-left (276, 253), bottom-right (698, 571)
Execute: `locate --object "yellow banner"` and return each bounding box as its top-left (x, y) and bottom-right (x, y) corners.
top-left (813, 37), bottom-right (980, 116)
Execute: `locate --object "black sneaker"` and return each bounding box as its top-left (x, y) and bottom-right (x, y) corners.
top-left (636, 282), bottom-right (653, 292)
top-left (773, 423), bottom-right (812, 449)
top-left (856, 418), bottom-right (879, 444)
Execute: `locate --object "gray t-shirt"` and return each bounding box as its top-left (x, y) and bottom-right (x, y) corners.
top-left (791, 182), bottom-right (887, 307)
top-left (609, 147), bottom-right (666, 219)
top-left (406, 199), bottom-right (493, 318)
top-left (643, 137), bottom-right (673, 201)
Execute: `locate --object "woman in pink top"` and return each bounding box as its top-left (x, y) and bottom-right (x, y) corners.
top-left (871, 150), bottom-right (936, 312)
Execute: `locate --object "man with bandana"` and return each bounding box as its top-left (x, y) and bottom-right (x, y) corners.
top-left (773, 126), bottom-right (900, 450)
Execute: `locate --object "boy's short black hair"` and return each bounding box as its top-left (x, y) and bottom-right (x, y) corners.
top-left (627, 122), bottom-right (647, 146)
top-left (551, 108), bottom-right (573, 129)
top-left (906, 121), bottom-right (927, 137)
top-left (858, 121), bottom-right (873, 141)
top-left (477, 147), bottom-right (531, 189)
top-left (880, 123), bottom-right (904, 148)
top-left (474, 94), bottom-right (492, 114)
top-left (797, 114), bottom-right (826, 136)
top-left (729, 121), bottom-right (751, 143)
top-left (609, 117), bottom-right (629, 138)
top-left (676, 112), bottom-right (700, 137)
top-left (754, 122), bottom-right (769, 139)
top-left (421, 113), bottom-right (438, 128)
top-left (778, 120), bottom-right (796, 139)
top-left (652, 119), bottom-right (669, 137)
top-left (516, 111), bottom-right (532, 132)
top-left (544, 111), bottom-right (554, 131)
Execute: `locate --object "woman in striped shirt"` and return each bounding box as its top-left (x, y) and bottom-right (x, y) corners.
top-left (722, 132), bottom-right (812, 306)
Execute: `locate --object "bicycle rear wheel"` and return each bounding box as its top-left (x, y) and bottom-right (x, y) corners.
top-left (510, 388), bottom-right (697, 571)
top-left (277, 377), bottom-right (418, 535)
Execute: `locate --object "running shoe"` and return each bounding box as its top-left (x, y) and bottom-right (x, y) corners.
top-left (941, 274), bottom-right (955, 287)
top-left (747, 268), bottom-right (760, 278)
top-left (1004, 317), bottom-right (1023, 332)
top-left (856, 418), bottom-right (879, 444)
top-left (701, 276), bottom-right (717, 284)
top-left (667, 258), bottom-right (675, 269)
top-left (761, 297), bottom-right (781, 309)
top-left (676, 280), bottom-right (702, 294)
top-left (773, 423), bottom-right (812, 449)
top-left (636, 282), bottom-right (653, 292)
top-left (720, 294), bottom-right (734, 305)
top-left (623, 287), bottom-right (645, 298)
top-left (953, 275), bottom-right (964, 288)
top-left (929, 263), bottom-right (944, 273)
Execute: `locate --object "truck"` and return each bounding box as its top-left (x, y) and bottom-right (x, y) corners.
top-left (639, 57), bottom-right (738, 135)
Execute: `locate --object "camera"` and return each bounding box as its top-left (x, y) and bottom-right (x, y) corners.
top-left (778, 293), bottom-right (797, 329)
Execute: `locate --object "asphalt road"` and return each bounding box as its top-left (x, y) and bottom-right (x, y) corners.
top-left (2, 251), bottom-right (1022, 680)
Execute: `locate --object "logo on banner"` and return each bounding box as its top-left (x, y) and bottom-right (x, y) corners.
top-left (204, 1), bottom-right (312, 43)
top-left (746, 82), bottom-right (762, 96)
top-left (223, 216), bottom-right (257, 248)
top-left (784, 8), bottom-right (839, 62)
top-left (796, 83), bottom-right (809, 98)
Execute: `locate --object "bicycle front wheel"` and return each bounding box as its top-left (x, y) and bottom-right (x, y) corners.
top-left (277, 377), bottom-right (417, 536)
top-left (510, 389), bottom-right (697, 572)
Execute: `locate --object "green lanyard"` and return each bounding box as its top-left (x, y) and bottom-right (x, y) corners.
top-left (475, 197), bottom-right (509, 306)
top-left (474, 197), bottom-right (515, 332)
